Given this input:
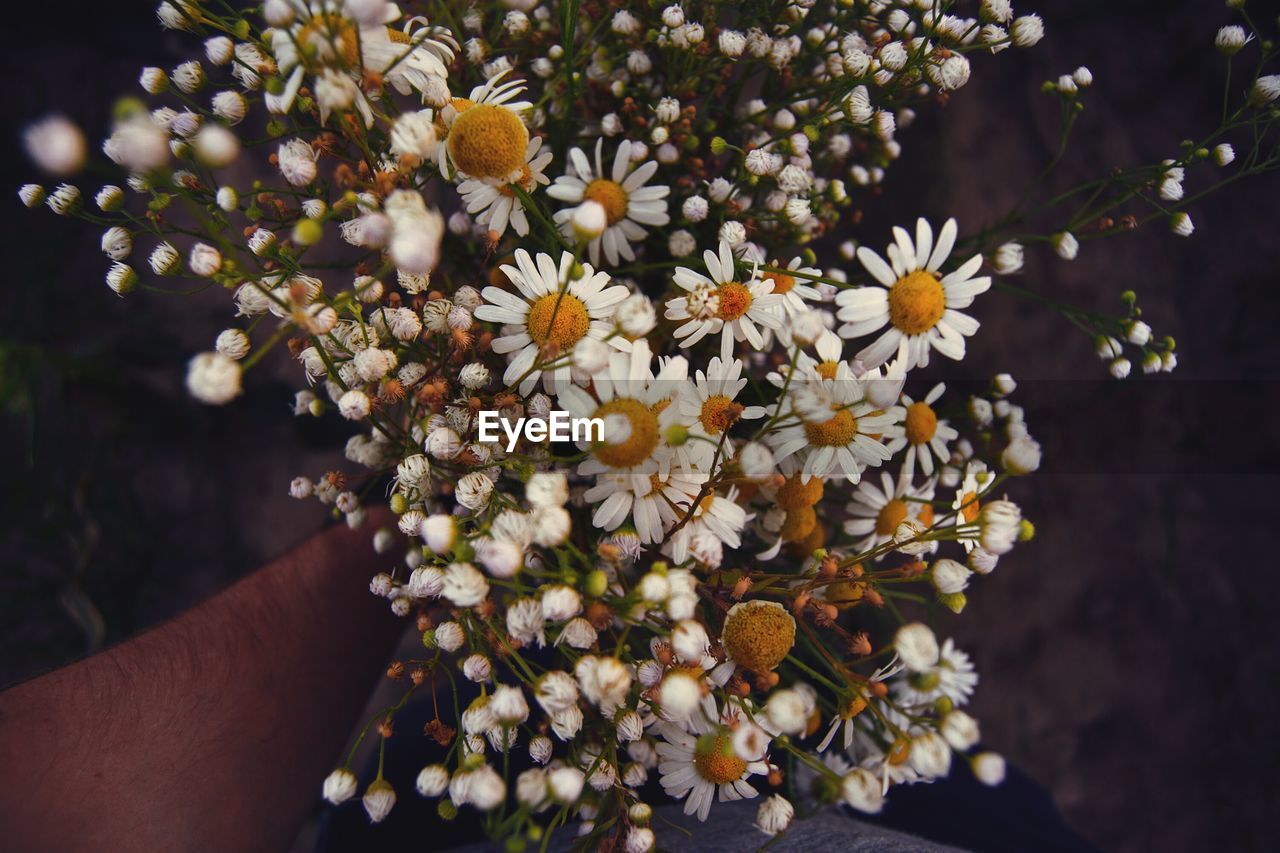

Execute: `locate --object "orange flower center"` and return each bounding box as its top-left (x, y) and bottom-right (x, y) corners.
top-left (876, 498), bottom-right (909, 537)
top-left (694, 734), bottom-right (748, 785)
top-left (780, 506), bottom-right (817, 542)
top-left (764, 270), bottom-right (795, 295)
top-left (716, 282), bottom-right (753, 321)
top-left (722, 601), bottom-right (796, 673)
top-left (593, 398), bottom-right (660, 468)
top-left (447, 104), bottom-right (528, 178)
top-left (904, 401), bottom-right (938, 444)
top-left (776, 474), bottom-right (823, 510)
top-left (527, 293), bottom-right (590, 352)
top-left (803, 408), bottom-right (858, 447)
top-left (960, 491), bottom-right (980, 524)
top-left (815, 360), bottom-right (840, 380)
top-left (699, 394), bottom-right (742, 434)
top-left (584, 179), bottom-right (629, 225)
top-left (888, 270), bottom-right (945, 335)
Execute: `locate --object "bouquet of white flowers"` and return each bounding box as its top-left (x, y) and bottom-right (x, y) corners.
top-left (17, 0), bottom-right (1280, 847)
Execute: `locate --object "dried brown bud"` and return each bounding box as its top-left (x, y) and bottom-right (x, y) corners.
top-left (848, 631), bottom-right (872, 657)
top-left (585, 600), bottom-right (613, 630)
top-left (424, 719), bottom-right (455, 745)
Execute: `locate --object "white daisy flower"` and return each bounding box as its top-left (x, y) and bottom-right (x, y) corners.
top-left (842, 469), bottom-right (937, 556)
top-left (367, 14), bottom-right (458, 98)
top-left (677, 355), bottom-right (768, 461)
top-left (584, 466), bottom-right (707, 545)
top-left (835, 218), bottom-right (990, 369)
top-left (269, 6), bottom-right (456, 127)
top-left (456, 137), bottom-right (553, 237)
top-left (816, 659), bottom-right (904, 756)
top-left (951, 461), bottom-right (990, 552)
top-left (883, 382), bottom-right (958, 479)
top-left (766, 375), bottom-right (899, 483)
top-left (440, 71), bottom-right (535, 181)
top-left (761, 256), bottom-right (823, 322)
top-left (548, 139), bottom-right (671, 266)
top-left (891, 638), bottom-right (978, 708)
top-left (666, 240), bottom-right (784, 361)
top-left (662, 483), bottom-right (751, 566)
top-left (847, 705), bottom-right (929, 794)
top-left (474, 249), bottom-right (631, 395)
top-left (656, 700), bottom-right (770, 822)
top-left (558, 339), bottom-right (689, 479)
top-left (770, 330), bottom-right (854, 385)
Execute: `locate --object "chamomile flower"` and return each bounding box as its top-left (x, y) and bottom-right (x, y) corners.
top-left (456, 137), bottom-right (553, 237)
top-left (558, 340), bottom-right (690, 479)
top-left (441, 72), bottom-right (535, 181)
top-left (656, 705), bottom-right (769, 822)
top-left (842, 470), bottom-right (937, 555)
top-left (270, 7), bottom-right (456, 127)
top-left (677, 356), bottom-right (768, 455)
top-left (767, 376), bottom-right (898, 483)
top-left (951, 461), bottom-right (990, 552)
top-left (884, 383), bottom-right (958, 478)
top-left (474, 249), bottom-right (631, 395)
top-left (760, 256), bottom-right (823, 323)
top-left (366, 15), bottom-right (458, 98)
top-left (548, 139), bottom-right (671, 266)
top-left (777, 330), bottom-right (855, 383)
top-left (836, 218), bottom-right (990, 369)
top-left (663, 483), bottom-right (751, 566)
top-left (666, 240), bottom-right (784, 361)
top-left (585, 466), bottom-right (706, 545)
top-left (891, 638), bottom-right (978, 708)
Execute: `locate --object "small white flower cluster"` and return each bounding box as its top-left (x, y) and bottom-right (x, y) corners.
top-left (17, 0), bottom-right (1278, 846)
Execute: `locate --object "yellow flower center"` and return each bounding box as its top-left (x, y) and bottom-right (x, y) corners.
top-left (815, 360), bottom-right (840, 380)
top-left (447, 104), bottom-right (529, 179)
top-left (716, 282), bottom-right (753, 322)
top-left (959, 490), bottom-right (980, 524)
top-left (763, 270), bottom-right (795, 295)
top-left (825, 580), bottom-right (866, 605)
top-left (803, 408), bottom-right (858, 447)
top-left (776, 474), bottom-right (823, 511)
top-left (699, 394), bottom-right (742, 434)
top-left (722, 600), bottom-right (796, 673)
top-left (583, 179), bottom-right (630, 225)
top-left (526, 293), bottom-right (590, 352)
top-left (888, 270), bottom-right (945, 335)
top-left (593, 398), bottom-right (660, 468)
top-left (780, 506), bottom-right (817, 542)
top-left (694, 734), bottom-right (748, 785)
top-left (296, 14), bottom-right (360, 67)
top-left (839, 696), bottom-right (868, 720)
top-left (385, 26), bottom-right (412, 45)
top-left (904, 401), bottom-right (938, 444)
top-left (876, 498), bottom-right (909, 537)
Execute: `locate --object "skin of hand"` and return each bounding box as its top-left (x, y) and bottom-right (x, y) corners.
top-left (0, 514), bottom-right (405, 853)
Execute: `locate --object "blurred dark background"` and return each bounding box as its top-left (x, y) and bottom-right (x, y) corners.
top-left (2, 2), bottom-right (1279, 851)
